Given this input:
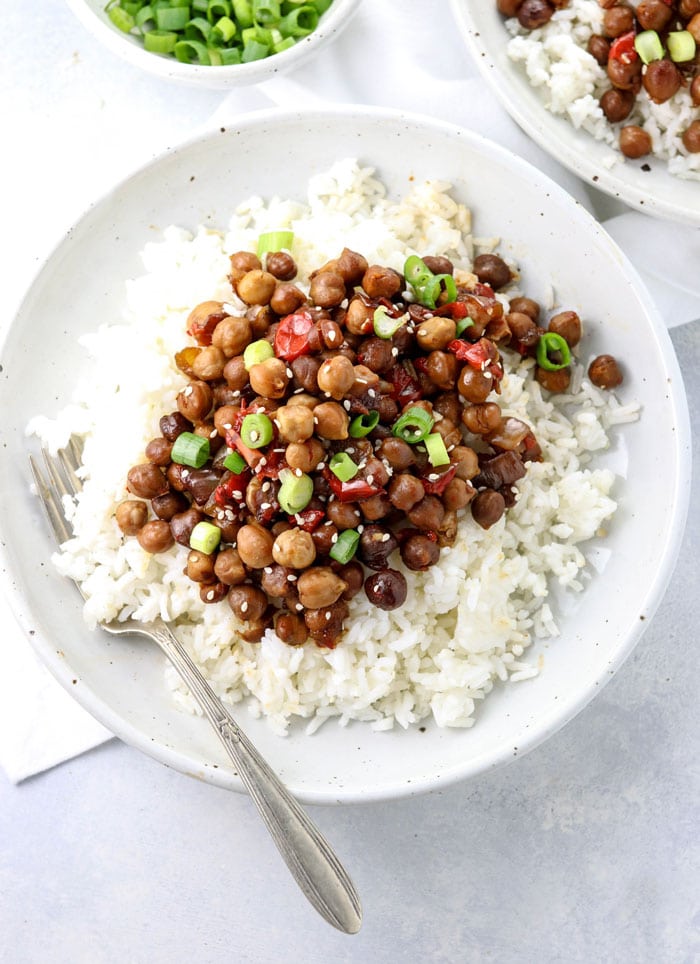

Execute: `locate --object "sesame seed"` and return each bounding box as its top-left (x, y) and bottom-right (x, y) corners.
top-left (391, 347), bottom-right (399, 357)
top-left (183, 385), bottom-right (193, 397)
top-left (286, 368), bottom-right (293, 378)
top-left (295, 468), bottom-right (302, 477)
top-left (357, 525), bottom-right (364, 533)
top-left (250, 430), bottom-right (259, 442)
top-left (367, 475), bottom-right (374, 484)
top-left (260, 502), bottom-right (271, 511)
top-left (232, 390), bottom-right (241, 398)
top-left (343, 400), bottom-right (351, 411)
top-left (262, 481), bottom-right (271, 492)
top-left (367, 389), bottom-right (376, 398)
top-left (241, 601), bottom-right (248, 613)
top-left (206, 590), bottom-right (215, 601)
top-left (325, 610), bottom-right (332, 621)
top-left (428, 474), bottom-right (439, 482)
top-left (331, 532), bottom-right (338, 543)
top-left (259, 457), bottom-right (267, 467)
top-left (287, 573), bottom-right (298, 582)
top-left (295, 603), bottom-right (304, 612)
top-left (294, 387), bottom-right (304, 394)
top-left (233, 490), bottom-right (243, 499)
top-left (210, 429), bottom-right (217, 438)
top-left (223, 422), bottom-right (232, 430)
top-left (381, 533), bottom-right (391, 542)
top-left (315, 462), bottom-right (325, 471)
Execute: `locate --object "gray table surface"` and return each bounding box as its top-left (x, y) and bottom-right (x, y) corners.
top-left (1, 1), bottom-right (698, 961)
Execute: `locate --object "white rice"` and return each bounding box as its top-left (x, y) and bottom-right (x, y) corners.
top-left (27, 159), bottom-right (639, 735)
top-left (506, 0), bottom-right (700, 178)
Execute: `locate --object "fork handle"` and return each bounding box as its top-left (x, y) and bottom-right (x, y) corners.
top-left (148, 618), bottom-right (361, 934)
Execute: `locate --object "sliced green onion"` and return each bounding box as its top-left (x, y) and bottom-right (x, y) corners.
top-left (220, 45), bottom-right (241, 63)
top-left (155, 6), bottom-right (191, 30)
top-left (373, 306), bottom-right (408, 339)
top-left (189, 520), bottom-right (222, 554)
top-left (424, 433), bottom-right (450, 468)
top-left (278, 469), bottom-right (313, 514)
top-left (243, 338), bottom-right (274, 370)
top-left (184, 15), bottom-right (212, 40)
top-left (107, 4), bottom-right (136, 31)
top-left (171, 431), bottom-right (210, 468)
top-left (241, 38), bottom-right (269, 60)
top-left (456, 317), bottom-right (475, 337)
top-left (349, 410), bottom-right (380, 438)
top-left (273, 35), bottom-right (295, 52)
top-left (329, 529), bottom-right (360, 565)
top-left (253, 0), bottom-right (281, 23)
top-left (667, 30), bottom-right (696, 63)
top-left (211, 14), bottom-right (236, 41)
top-left (240, 413), bottom-right (273, 448)
top-left (329, 452), bottom-right (359, 482)
top-left (536, 332), bottom-right (572, 372)
top-left (404, 255), bottom-right (432, 287)
top-left (144, 28), bottom-right (178, 52)
top-left (135, 5), bottom-right (155, 31)
top-left (421, 273), bottom-right (458, 310)
top-left (231, 0), bottom-right (253, 26)
top-left (392, 406), bottom-right (434, 444)
top-left (279, 5), bottom-right (318, 36)
top-left (173, 38), bottom-right (211, 62)
top-left (257, 230), bottom-right (294, 257)
top-left (634, 30), bottom-right (664, 64)
top-left (207, 0), bottom-right (230, 21)
top-left (223, 449), bottom-right (247, 474)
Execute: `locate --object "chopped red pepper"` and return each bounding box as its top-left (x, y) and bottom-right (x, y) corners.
top-left (434, 300), bottom-right (470, 320)
top-left (471, 282), bottom-right (496, 299)
top-left (274, 310), bottom-right (316, 362)
top-left (323, 467), bottom-right (384, 503)
top-left (224, 426), bottom-right (265, 470)
top-left (420, 463), bottom-right (456, 496)
top-left (609, 31), bottom-right (638, 64)
top-left (186, 308), bottom-right (227, 347)
top-left (448, 337), bottom-right (504, 386)
top-left (387, 361), bottom-right (422, 406)
top-left (288, 507), bottom-right (326, 531)
top-left (214, 469), bottom-right (250, 506)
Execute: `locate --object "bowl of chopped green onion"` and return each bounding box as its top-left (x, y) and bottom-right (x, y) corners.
top-left (64, 0), bottom-right (359, 87)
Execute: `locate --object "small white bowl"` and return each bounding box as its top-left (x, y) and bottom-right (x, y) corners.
top-left (0, 107), bottom-right (690, 803)
top-left (449, 0), bottom-right (700, 227)
top-left (64, 0), bottom-right (359, 88)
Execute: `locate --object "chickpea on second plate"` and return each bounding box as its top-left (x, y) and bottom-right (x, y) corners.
top-left (116, 240), bottom-right (620, 648)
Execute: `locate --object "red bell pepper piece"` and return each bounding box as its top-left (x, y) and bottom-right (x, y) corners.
top-left (387, 362), bottom-right (422, 406)
top-left (186, 307), bottom-right (227, 347)
top-left (214, 469), bottom-right (250, 506)
top-left (323, 467), bottom-right (384, 503)
top-left (274, 310), bottom-right (316, 361)
top-left (448, 337), bottom-right (504, 385)
top-left (434, 300), bottom-right (470, 320)
top-left (288, 507), bottom-right (326, 531)
top-left (609, 31), bottom-right (637, 64)
top-left (420, 463), bottom-right (456, 496)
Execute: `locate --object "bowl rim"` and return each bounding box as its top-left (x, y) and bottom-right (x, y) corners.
top-left (448, 0), bottom-right (700, 228)
top-left (63, 0), bottom-right (360, 87)
top-left (0, 104), bottom-right (692, 803)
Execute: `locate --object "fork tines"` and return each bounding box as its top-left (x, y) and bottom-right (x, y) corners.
top-left (29, 436), bottom-right (84, 546)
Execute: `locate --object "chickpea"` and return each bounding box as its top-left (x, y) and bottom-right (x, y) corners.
top-left (691, 76), bottom-right (700, 107)
top-left (607, 54), bottom-right (641, 91)
top-left (364, 569), bottom-right (408, 611)
top-left (497, 0), bottom-right (523, 13)
top-left (348, 364), bottom-right (380, 395)
top-left (186, 550), bottom-right (217, 584)
top-left (311, 521), bottom-right (339, 556)
top-left (587, 34), bottom-right (610, 66)
top-left (457, 366), bottom-right (493, 403)
top-left (191, 345), bottom-right (226, 381)
top-left (318, 319), bottom-right (344, 351)
top-left (548, 310), bottom-right (582, 347)
top-left (407, 495), bottom-right (445, 532)
top-left (337, 561), bottom-right (364, 600)
top-left (682, 121), bottom-right (700, 154)
top-left (335, 248), bottom-right (369, 285)
top-left (186, 301), bottom-right (227, 345)
top-left (160, 411), bottom-right (192, 442)
top-left (221, 356), bottom-right (247, 393)
top-left (212, 316), bottom-right (253, 358)
top-left (227, 585), bottom-right (268, 622)
top-left (229, 251), bottom-right (261, 286)
top-left (259, 564), bottom-right (296, 599)
top-left (274, 612), bottom-right (308, 646)
top-left (200, 582), bottom-right (228, 605)
top-left (145, 437), bottom-right (172, 466)
top-left (273, 404), bottom-right (313, 443)
top-left (170, 506), bottom-right (204, 546)
top-left (377, 436), bottom-right (415, 470)
top-left (619, 126), bottom-right (652, 159)
top-left (423, 255), bottom-right (454, 275)
top-left (462, 402), bottom-right (502, 436)
top-left (304, 600), bottom-right (349, 646)
top-left (509, 296), bottom-right (540, 322)
top-left (345, 297), bottom-right (374, 336)
top-left (443, 477), bottom-right (474, 512)
top-left (518, 0), bottom-right (555, 29)
top-left (416, 316), bottom-right (457, 352)
top-left (600, 88), bottom-right (635, 124)
top-left (290, 355), bottom-right (321, 394)
top-left (247, 357), bottom-right (289, 399)
top-left (265, 251), bottom-right (296, 281)
top-left (424, 350), bottom-right (457, 390)
top-left (433, 417), bottom-right (462, 450)
top-left (636, 0), bottom-right (673, 31)
top-left (643, 60), bottom-right (681, 104)
top-left (603, 4), bottom-right (635, 37)
top-left (151, 491), bottom-right (188, 521)
top-left (297, 567), bottom-right (348, 609)
top-left (316, 355), bottom-right (356, 399)
top-left (359, 493), bottom-right (392, 521)
top-left (471, 490), bottom-right (506, 530)
top-left (433, 391), bottom-right (462, 424)
top-left (326, 500), bottom-right (362, 530)
top-left (137, 520), bottom-right (174, 553)
top-left (588, 354), bottom-right (623, 389)
top-left (285, 438), bottom-right (325, 474)
top-left (272, 528), bottom-right (317, 569)
top-left (213, 405), bottom-right (240, 438)
top-left (115, 500), bottom-right (148, 536)
top-left (361, 265), bottom-right (403, 300)
top-left (310, 271), bottom-right (347, 309)
top-left (400, 534), bottom-right (440, 571)
top-left (535, 365), bottom-right (571, 393)
top-left (270, 283), bottom-right (306, 316)
top-left (236, 524), bottom-right (274, 569)
top-left (285, 392), bottom-right (319, 410)
top-left (127, 463), bottom-right (169, 499)
top-left (214, 547), bottom-right (247, 586)
top-left (236, 269), bottom-right (277, 306)
top-left (473, 254), bottom-right (512, 290)
top-left (313, 401), bottom-right (349, 440)
top-left (177, 380), bottom-right (213, 422)
top-left (388, 474), bottom-right (425, 512)
top-left (450, 445), bottom-right (480, 480)
top-left (357, 337), bottom-right (394, 374)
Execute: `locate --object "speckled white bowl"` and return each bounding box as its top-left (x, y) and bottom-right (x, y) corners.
top-left (64, 0), bottom-right (359, 88)
top-left (449, 0), bottom-right (700, 227)
top-left (0, 107), bottom-right (690, 803)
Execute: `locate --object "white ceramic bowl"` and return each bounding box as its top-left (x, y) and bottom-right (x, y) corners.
top-left (0, 107), bottom-right (690, 803)
top-left (449, 0), bottom-right (700, 227)
top-left (64, 0), bottom-right (359, 88)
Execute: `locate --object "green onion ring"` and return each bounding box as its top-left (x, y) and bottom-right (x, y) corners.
top-left (536, 332), bottom-right (572, 372)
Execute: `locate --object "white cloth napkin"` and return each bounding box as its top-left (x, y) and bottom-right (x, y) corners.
top-left (2, 0), bottom-right (698, 785)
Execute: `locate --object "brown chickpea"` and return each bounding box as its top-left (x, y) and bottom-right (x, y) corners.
top-left (643, 60), bottom-right (681, 104)
top-left (681, 0), bottom-right (700, 16)
top-left (313, 401), bottom-right (349, 440)
top-left (357, 337), bottom-right (394, 374)
top-left (457, 366), bottom-right (493, 403)
top-left (462, 402), bottom-right (503, 435)
top-left (304, 600), bottom-right (349, 646)
top-left (290, 355), bottom-right (321, 394)
top-left (433, 417), bottom-right (462, 450)
top-left (432, 391), bottom-right (462, 424)
top-left (145, 437), bottom-right (172, 466)
top-left (285, 392), bottom-right (319, 411)
top-left (186, 550), bottom-right (217, 584)
top-left (211, 511), bottom-right (241, 545)
top-left (535, 365), bottom-right (571, 392)
top-left (326, 500), bottom-right (362, 530)
top-left (115, 500), bottom-right (148, 536)
top-left (272, 528), bottom-right (317, 569)
top-left (265, 251), bottom-right (296, 281)
top-left (548, 310), bottom-right (582, 347)
top-left (213, 547), bottom-right (247, 586)
top-left (221, 357), bottom-right (247, 393)
top-left (236, 524), bottom-right (274, 569)
top-left (335, 248), bottom-right (369, 285)
top-left (200, 582), bottom-right (228, 605)
top-left (274, 612), bottom-right (308, 646)
top-left (316, 355), bottom-right (356, 399)
top-left (517, 0), bottom-right (554, 27)
top-left (600, 88), bottom-right (635, 123)
top-left (185, 301), bottom-right (227, 345)
top-left (587, 34), bottom-right (610, 66)
top-left (191, 345), bottom-right (226, 381)
top-left (166, 462), bottom-right (190, 493)
top-left (348, 364), bottom-right (380, 395)
top-left (471, 490), bottom-right (506, 530)
top-left (509, 296), bottom-right (540, 322)
top-left (170, 506), bottom-right (204, 546)
top-left (424, 351), bottom-right (458, 390)
top-left (607, 55), bottom-right (642, 90)
top-left (136, 520), bottom-right (174, 553)
top-left (319, 319), bottom-right (345, 351)
top-left (451, 445), bottom-right (480, 480)
top-left (506, 311), bottom-right (540, 346)
top-left (682, 121), bottom-right (700, 153)
top-left (177, 380), bottom-right (213, 422)
top-left (249, 358), bottom-right (289, 399)
top-left (310, 271), bottom-right (346, 309)
top-left (691, 77), bottom-right (700, 107)
top-left (588, 354), bottom-right (623, 388)
top-left (337, 561), bottom-right (365, 600)
top-left (376, 436), bottom-right (415, 470)
top-left (236, 269), bottom-right (277, 306)
top-left (473, 254), bottom-right (512, 290)
top-left (213, 404), bottom-right (240, 438)
top-left (260, 564), bottom-right (296, 598)
top-left (636, 0), bottom-right (673, 31)
top-left (364, 569), bottom-right (408, 611)
top-left (416, 316), bottom-right (457, 352)
top-left (388, 474), bottom-right (425, 512)
top-left (274, 404), bottom-right (314, 443)
top-left (345, 297), bottom-right (374, 336)
top-left (619, 126), bottom-right (652, 159)
top-left (285, 438), bottom-right (325, 474)
top-left (297, 567), bottom-right (348, 609)
top-left (688, 13), bottom-right (700, 42)
top-left (212, 316), bottom-right (253, 358)
top-left (127, 463), bottom-right (169, 499)
top-left (497, 0), bottom-right (523, 12)
top-left (362, 265), bottom-right (403, 300)
top-left (400, 534), bottom-right (440, 571)
top-left (407, 495), bottom-right (445, 532)
top-left (151, 491), bottom-right (188, 521)
top-left (270, 283), bottom-right (306, 316)
top-left (311, 521), bottom-right (338, 556)
top-left (227, 585), bottom-right (268, 622)
top-left (603, 4), bottom-right (635, 38)
top-left (229, 251), bottom-right (261, 286)
top-left (443, 477), bottom-right (474, 512)
top-left (359, 494), bottom-right (393, 521)
top-left (422, 255), bottom-right (454, 275)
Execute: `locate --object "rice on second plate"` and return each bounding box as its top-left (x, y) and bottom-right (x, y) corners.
top-left (505, 0), bottom-right (700, 179)
top-left (28, 159), bottom-right (638, 735)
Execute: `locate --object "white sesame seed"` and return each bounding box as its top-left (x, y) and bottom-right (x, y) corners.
top-left (262, 481), bottom-right (271, 492)
top-left (331, 532), bottom-right (338, 543)
top-left (206, 590), bottom-right (215, 601)
top-left (209, 429), bottom-right (217, 438)
top-left (287, 573), bottom-right (297, 582)
top-left (381, 533), bottom-right (391, 542)
top-left (325, 610), bottom-right (332, 621)
top-left (183, 385), bottom-right (193, 397)
top-left (232, 390), bottom-right (241, 398)
top-left (391, 347), bottom-right (399, 357)
top-left (295, 603), bottom-right (304, 612)
top-left (428, 474), bottom-right (439, 482)
top-left (294, 387), bottom-right (304, 394)
top-left (357, 525), bottom-right (364, 533)
top-left (241, 601), bottom-right (248, 613)
top-left (295, 468), bottom-right (302, 477)
top-left (286, 368), bottom-right (293, 378)
top-left (259, 457), bottom-right (267, 467)
top-left (367, 389), bottom-right (376, 398)
top-left (367, 475), bottom-right (374, 485)
top-left (250, 430), bottom-right (259, 442)
top-left (315, 462), bottom-right (325, 471)
top-left (260, 502), bottom-right (271, 511)
top-left (264, 566), bottom-right (272, 574)
top-left (343, 400), bottom-right (351, 411)
top-left (232, 490), bottom-right (243, 499)
top-left (223, 422), bottom-right (232, 430)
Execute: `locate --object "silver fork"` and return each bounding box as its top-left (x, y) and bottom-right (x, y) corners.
top-left (29, 437), bottom-right (362, 935)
